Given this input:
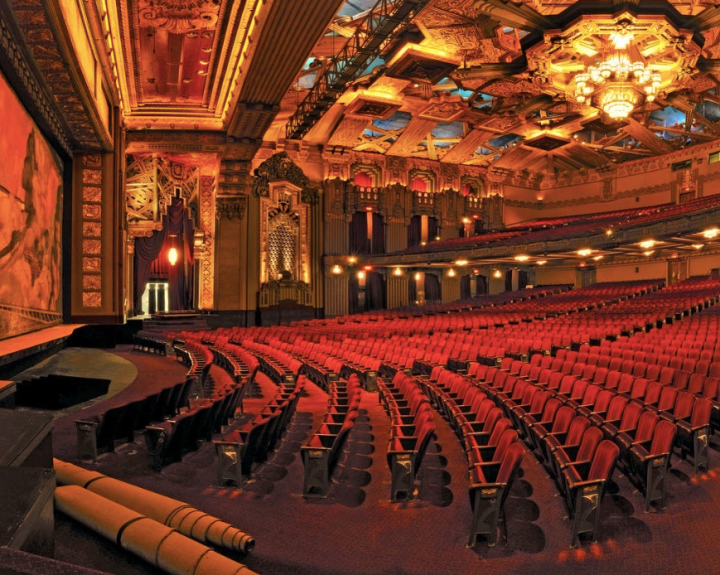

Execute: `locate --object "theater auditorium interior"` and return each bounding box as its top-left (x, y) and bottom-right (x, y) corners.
top-left (7, 0), bottom-right (720, 573)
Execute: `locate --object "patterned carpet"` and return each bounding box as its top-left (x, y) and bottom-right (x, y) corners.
top-left (51, 347), bottom-right (720, 575)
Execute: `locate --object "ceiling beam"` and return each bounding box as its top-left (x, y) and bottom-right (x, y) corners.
top-left (386, 117), bottom-right (437, 156)
top-left (622, 118), bottom-right (674, 154)
top-left (441, 128), bottom-right (494, 163)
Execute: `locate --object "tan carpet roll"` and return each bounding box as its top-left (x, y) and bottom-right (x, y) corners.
top-left (55, 486), bottom-right (256, 575)
top-left (54, 459), bottom-right (254, 553)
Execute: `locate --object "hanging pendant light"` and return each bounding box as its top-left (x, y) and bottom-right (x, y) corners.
top-left (168, 234), bottom-right (178, 266)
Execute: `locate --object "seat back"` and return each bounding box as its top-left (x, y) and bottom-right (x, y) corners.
top-left (634, 411), bottom-right (659, 444)
top-left (494, 428), bottom-right (519, 461)
top-left (497, 442), bottom-right (525, 483)
top-left (565, 416), bottom-right (591, 446)
top-left (483, 407), bottom-right (504, 433)
top-left (487, 417), bottom-right (513, 446)
top-left (619, 401), bottom-right (643, 431)
top-left (551, 406), bottom-right (576, 433)
top-left (474, 399), bottom-right (496, 423)
top-left (649, 420), bottom-right (676, 456)
top-left (576, 426), bottom-right (603, 462)
top-left (588, 440), bottom-right (620, 481)
top-left (606, 395), bottom-right (629, 420)
top-left (691, 398), bottom-right (713, 427)
top-left (540, 397), bottom-right (562, 422)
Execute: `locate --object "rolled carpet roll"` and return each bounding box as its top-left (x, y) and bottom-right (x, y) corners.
top-left (55, 486), bottom-right (256, 575)
top-left (54, 459), bottom-right (254, 553)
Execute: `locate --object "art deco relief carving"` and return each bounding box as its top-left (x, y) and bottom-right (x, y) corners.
top-left (198, 175), bottom-right (215, 309)
top-left (251, 152), bottom-right (319, 204)
top-left (137, 0), bottom-right (220, 34)
top-left (215, 195), bottom-right (246, 220)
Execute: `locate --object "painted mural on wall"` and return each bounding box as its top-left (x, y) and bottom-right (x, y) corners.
top-left (0, 71), bottom-right (63, 340)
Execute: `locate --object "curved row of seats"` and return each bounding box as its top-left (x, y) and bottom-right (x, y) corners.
top-left (301, 374), bottom-right (362, 497)
top-left (214, 374), bottom-right (305, 486)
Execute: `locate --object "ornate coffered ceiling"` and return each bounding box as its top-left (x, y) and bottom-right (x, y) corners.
top-left (271, 0), bottom-right (720, 185)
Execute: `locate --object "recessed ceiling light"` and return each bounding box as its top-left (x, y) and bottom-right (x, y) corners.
top-left (455, 259), bottom-right (469, 266)
top-left (643, 250), bottom-right (654, 256)
top-left (593, 255), bottom-right (604, 261)
top-left (536, 260), bottom-right (547, 265)
top-left (703, 228), bottom-right (719, 239)
top-left (577, 249), bottom-right (592, 256)
top-left (692, 243), bottom-right (704, 250)
top-left (640, 240), bottom-right (655, 249)
top-left (514, 255), bottom-right (529, 261)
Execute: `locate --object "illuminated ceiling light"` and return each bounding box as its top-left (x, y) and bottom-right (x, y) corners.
top-left (168, 247), bottom-right (178, 266)
top-left (643, 250), bottom-right (654, 256)
top-left (393, 267), bottom-right (403, 276)
top-left (331, 265), bottom-right (343, 275)
top-left (455, 259), bottom-right (469, 266)
top-left (414, 272), bottom-right (421, 281)
top-left (357, 271), bottom-right (365, 280)
top-left (703, 228), bottom-right (720, 239)
top-left (639, 240), bottom-right (655, 249)
top-left (462, 217), bottom-right (471, 224)
top-left (348, 256), bottom-right (357, 264)
top-left (514, 255), bottom-right (529, 262)
top-left (692, 243), bottom-right (704, 250)
top-left (577, 248), bottom-right (593, 257)
top-left (493, 270), bottom-right (503, 279)
top-left (536, 260), bottom-right (547, 265)
top-left (593, 255), bottom-right (604, 261)
top-left (199, 60), bottom-right (210, 66)
top-left (573, 45), bottom-right (661, 118)
top-left (197, 70), bottom-right (208, 76)
top-left (606, 229), bottom-right (613, 236)
top-left (447, 268), bottom-right (456, 277)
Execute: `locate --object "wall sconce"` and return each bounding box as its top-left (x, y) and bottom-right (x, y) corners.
top-left (331, 265), bottom-right (343, 275)
top-left (348, 256), bottom-right (357, 264)
top-left (447, 268), bottom-right (456, 277)
top-left (493, 269), bottom-right (503, 279)
top-left (168, 248), bottom-right (178, 266)
top-left (414, 272), bottom-right (421, 281)
top-left (357, 271), bottom-right (365, 280)
top-left (393, 267), bottom-right (403, 276)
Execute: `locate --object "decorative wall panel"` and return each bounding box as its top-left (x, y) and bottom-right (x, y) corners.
top-left (0, 70), bottom-right (63, 339)
top-left (80, 154), bottom-right (103, 308)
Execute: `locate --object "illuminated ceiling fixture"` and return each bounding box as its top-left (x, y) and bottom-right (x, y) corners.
top-left (692, 244), bottom-right (704, 250)
top-left (574, 51), bottom-right (660, 118)
top-left (514, 255), bottom-right (529, 262)
top-left (593, 255), bottom-right (604, 261)
top-left (703, 228), bottom-right (720, 239)
top-left (639, 240), bottom-right (655, 249)
top-left (606, 229), bottom-right (613, 236)
top-left (643, 250), bottom-right (654, 256)
top-left (455, 259), bottom-right (469, 266)
top-left (577, 248), bottom-right (593, 257)
top-left (348, 256), bottom-right (357, 264)
top-left (536, 260), bottom-right (547, 266)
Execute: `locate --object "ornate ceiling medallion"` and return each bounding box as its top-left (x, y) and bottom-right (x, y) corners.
top-left (138, 0), bottom-right (220, 35)
top-left (526, 12), bottom-right (701, 120)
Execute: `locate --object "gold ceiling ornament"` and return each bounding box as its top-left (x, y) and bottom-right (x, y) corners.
top-left (573, 48), bottom-right (661, 119)
top-left (525, 12), bottom-right (701, 119)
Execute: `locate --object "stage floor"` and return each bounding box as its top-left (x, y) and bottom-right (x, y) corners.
top-left (0, 324), bottom-right (84, 367)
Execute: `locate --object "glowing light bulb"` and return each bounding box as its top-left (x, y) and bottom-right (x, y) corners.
top-left (168, 247), bottom-right (178, 266)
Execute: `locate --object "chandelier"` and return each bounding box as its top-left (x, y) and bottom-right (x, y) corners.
top-left (573, 46), bottom-right (661, 119)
